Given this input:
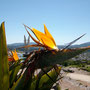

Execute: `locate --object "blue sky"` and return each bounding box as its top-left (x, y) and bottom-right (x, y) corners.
top-left (0, 0), bottom-right (90, 45)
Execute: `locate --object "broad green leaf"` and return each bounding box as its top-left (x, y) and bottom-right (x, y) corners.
top-left (9, 63), bottom-right (22, 88)
top-left (9, 60), bottom-right (22, 71)
top-left (38, 67), bottom-right (61, 90)
top-left (15, 62), bottom-right (35, 90)
top-left (11, 75), bottom-right (23, 90)
top-left (0, 22), bottom-right (9, 90)
top-left (15, 69), bottom-right (32, 90)
top-left (30, 67), bottom-right (52, 90)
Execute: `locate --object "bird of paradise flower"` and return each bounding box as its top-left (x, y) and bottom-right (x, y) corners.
top-left (22, 24), bottom-right (86, 53)
top-left (23, 24), bottom-right (59, 51)
top-left (8, 49), bottom-right (19, 61)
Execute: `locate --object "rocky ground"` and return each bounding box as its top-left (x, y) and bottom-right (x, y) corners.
top-left (58, 67), bottom-right (90, 90)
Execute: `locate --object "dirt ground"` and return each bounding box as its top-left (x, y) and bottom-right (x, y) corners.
top-left (58, 67), bottom-right (90, 90)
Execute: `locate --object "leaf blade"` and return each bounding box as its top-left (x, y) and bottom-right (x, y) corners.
top-left (0, 22), bottom-right (9, 90)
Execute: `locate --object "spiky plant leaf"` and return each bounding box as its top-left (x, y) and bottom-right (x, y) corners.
top-left (0, 22), bottom-right (9, 90)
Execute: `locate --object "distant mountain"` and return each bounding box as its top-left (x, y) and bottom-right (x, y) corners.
top-left (58, 42), bottom-right (90, 49)
top-left (7, 42), bottom-right (90, 51)
top-left (76, 42), bottom-right (90, 47)
top-left (7, 42), bottom-right (36, 50)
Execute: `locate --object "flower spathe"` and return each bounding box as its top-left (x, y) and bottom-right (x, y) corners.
top-left (24, 24), bottom-right (59, 51)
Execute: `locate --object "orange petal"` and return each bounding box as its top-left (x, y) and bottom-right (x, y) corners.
top-left (41, 36), bottom-right (57, 50)
top-left (12, 50), bottom-right (19, 61)
top-left (8, 57), bottom-right (14, 61)
top-left (24, 24), bottom-right (41, 45)
top-left (32, 27), bottom-right (45, 43)
top-left (32, 28), bottom-right (57, 49)
top-left (24, 24), bottom-right (44, 43)
top-left (44, 24), bottom-right (56, 46)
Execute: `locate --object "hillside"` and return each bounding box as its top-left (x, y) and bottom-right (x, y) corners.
top-left (7, 42), bottom-right (90, 51)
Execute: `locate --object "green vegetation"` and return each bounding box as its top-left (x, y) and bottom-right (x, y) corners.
top-left (62, 59), bottom-right (90, 72)
top-left (0, 22), bottom-right (9, 90)
top-left (81, 65), bottom-right (90, 72)
top-left (0, 22), bottom-right (61, 90)
top-left (0, 22), bottom-right (90, 90)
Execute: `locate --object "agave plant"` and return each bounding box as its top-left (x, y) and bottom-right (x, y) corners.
top-left (0, 22), bottom-right (90, 90)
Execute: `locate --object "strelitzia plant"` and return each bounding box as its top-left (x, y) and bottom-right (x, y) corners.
top-left (22, 24), bottom-right (90, 68)
top-left (0, 22), bottom-right (90, 90)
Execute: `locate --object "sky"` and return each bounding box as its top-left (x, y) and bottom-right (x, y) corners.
top-left (0, 0), bottom-right (90, 45)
